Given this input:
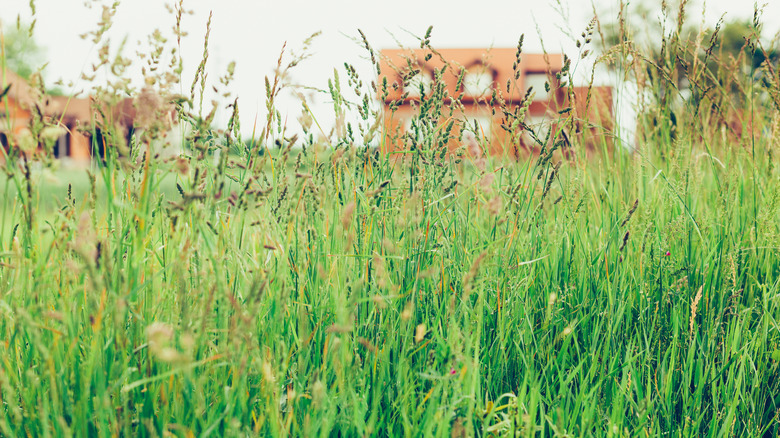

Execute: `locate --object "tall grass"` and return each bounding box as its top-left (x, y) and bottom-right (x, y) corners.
top-left (0, 1), bottom-right (779, 436)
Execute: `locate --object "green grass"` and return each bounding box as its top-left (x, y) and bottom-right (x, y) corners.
top-left (1, 3), bottom-right (780, 436)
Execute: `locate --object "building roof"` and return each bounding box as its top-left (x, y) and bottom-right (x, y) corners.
top-left (45, 95), bottom-right (93, 123)
top-left (1, 67), bottom-right (38, 109)
top-left (1, 68), bottom-right (102, 128)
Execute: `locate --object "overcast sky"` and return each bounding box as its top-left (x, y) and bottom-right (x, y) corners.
top-left (3, 0), bottom-right (779, 136)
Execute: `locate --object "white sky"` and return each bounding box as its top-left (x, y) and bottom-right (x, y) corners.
top-left (2, 0), bottom-right (779, 137)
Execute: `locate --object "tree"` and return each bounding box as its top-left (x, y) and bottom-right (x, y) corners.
top-left (593, 1), bottom-right (780, 150)
top-left (597, 2), bottom-right (778, 90)
top-left (0, 20), bottom-right (46, 80)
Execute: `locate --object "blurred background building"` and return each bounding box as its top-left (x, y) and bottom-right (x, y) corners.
top-left (379, 48), bottom-right (613, 157)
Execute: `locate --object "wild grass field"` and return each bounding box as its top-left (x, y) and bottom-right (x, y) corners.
top-left (1, 1), bottom-right (780, 436)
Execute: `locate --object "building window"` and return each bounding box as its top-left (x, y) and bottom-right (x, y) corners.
top-left (525, 72), bottom-right (551, 101)
top-left (463, 71), bottom-right (493, 98)
top-left (463, 115), bottom-right (493, 142)
top-left (53, 132), bottom-right (70, 158)
top-left (523, 115), bottom-right (549, 145)
top-left (404, 71), bottom-right (433, 98)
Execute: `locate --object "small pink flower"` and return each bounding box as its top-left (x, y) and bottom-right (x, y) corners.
top-left (665, 251), bottom-right (671, 257)
top-left (449, 368), bottom-right (457, 375)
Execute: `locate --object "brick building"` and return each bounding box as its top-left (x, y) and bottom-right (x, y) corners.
top-left (1, 68), bottom-right (148, 165)
top-left (378, 48), bottom-right (613, 157)
top-left (0, 68), bottom-right (95, 162)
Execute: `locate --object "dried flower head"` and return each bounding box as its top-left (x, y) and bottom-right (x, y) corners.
top-left (690, 285), bottom-right (703, 336)
top-left (341, 201), bottom-right (355, 230)
top-left (146, 322), bottom-right (185, 363)
top-left (415, 324), bottom-right (426, 343)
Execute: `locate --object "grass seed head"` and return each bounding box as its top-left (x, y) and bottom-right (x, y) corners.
top-left (415, 324), bottom-right (426, 343)
top-left (690, 285), bottom-right (703, 336)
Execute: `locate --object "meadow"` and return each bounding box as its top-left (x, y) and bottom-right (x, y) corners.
top-left (1, 2), bottom-right (780, 436)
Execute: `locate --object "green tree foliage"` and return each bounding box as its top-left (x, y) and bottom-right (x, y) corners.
top-left (0, 20), bottom-right (46, 80)
top-left (596, 1), bottom-right (780, 147)
top-left (598, 1), bottom-right (776, 63)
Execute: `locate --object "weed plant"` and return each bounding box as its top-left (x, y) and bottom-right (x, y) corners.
top-left (0, 1), bottom-right (779, 436)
